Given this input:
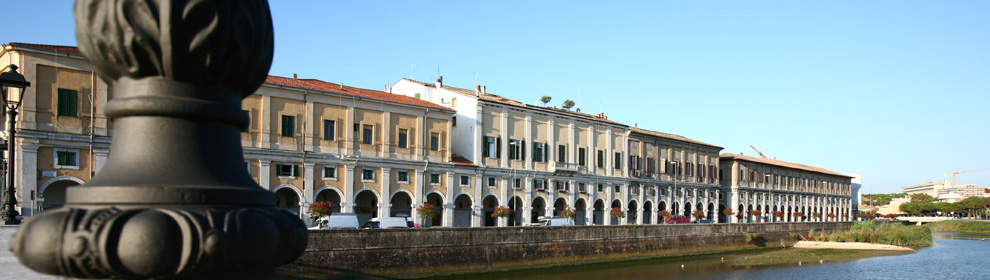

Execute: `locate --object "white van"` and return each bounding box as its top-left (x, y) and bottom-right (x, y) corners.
top-left (361, 217), bottom-right (415, 229)
top-left (309, 213), bottom-right (360, 230)
top-left (529, 216), bottom-right (573, 226)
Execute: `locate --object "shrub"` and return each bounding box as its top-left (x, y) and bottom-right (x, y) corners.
top-left (307, 201), bottom-right (333, 218)
top-left (417, 202), bottom-right (440, 219)
top-left (610, 207), bottom-right (626, 218)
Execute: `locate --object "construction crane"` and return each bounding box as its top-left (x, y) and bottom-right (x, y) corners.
top-left (749, 145), bottom-right (768, 159)
top-left (944, 168), bottom-right (990, 185)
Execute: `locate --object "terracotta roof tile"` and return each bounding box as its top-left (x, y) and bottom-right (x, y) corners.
top-left (450, 155), bottom-right (477, 167)
top-left (266, 76), bottom-right (451, 111)
top-left (719, 153), bottom-right (852, 178)
top-left (630, 127), bottom-right (722, 149)
top-left (399, 78), bottom-right (625, 126)
top-left (7, 42), bottom-right (82, 55)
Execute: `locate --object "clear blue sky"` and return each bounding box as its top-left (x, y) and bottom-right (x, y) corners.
top-left (3, 1), bottom-right (988, 194)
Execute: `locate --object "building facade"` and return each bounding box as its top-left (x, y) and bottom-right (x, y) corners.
top-left (3, 42), bottom-right (855, 226)
top-left (719, 154), bottom-right (854, 222)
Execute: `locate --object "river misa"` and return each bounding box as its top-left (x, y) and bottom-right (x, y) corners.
top-left (460, 233), bottom-right (987, 280)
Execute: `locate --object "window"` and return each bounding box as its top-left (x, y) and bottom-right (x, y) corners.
top-left (398, 129), bottom-right (408, 148)
top-left (430, 173), bottom-right (441, 185)
top-left (483, 136), bottom-right (500, 159)
top-left (430, 132), bottom-right (440, 151)
top-left (556, 181), bottom-right (569, 192)
top-left (557, 145), bottom-right (566, 162)
top-left (323, 120), bottom-right (335, 140)
top-left (452, 116), bottom-right (457, 126)
top-left (276, 163), bottom-right (298, 178)
top-left (513, 178), bottom-right (522, 189)
top-left (362, 125), bottom-right (374, 144)
top-left (322, 166), bottom-right (337, 180)
top-left (614, 152), bottom-right (622, 170)
top-left (578, 183), bottom-right (586, 192)
top-left (686, 162), bottom-right (693, 177)
top-left (362, 168), bottom-right (375, 182)
top-left (280, 115), bottom-right (295, 137)
top-left (57, 88), bottom-right (78, 117)
top-left (53, 149), bottom-right (79, 169)
top-left (629, 155), bottom-right (639, 170)
top-left (242, 110), bottom-right (250, 133)
top-left (613, 184), bottom-right (620, 194)
top-left (397, 170), bottom-right (409, 183)
top-left (578, 148), bottom-right (586, 166)
top-left (597, 184), bottom-right (604, 193)
top-left (533, 142), bottom-right (546, 162)
top-left (487, 176), bottom-right (497, 188)
top-left (460, 175), bottom-right (470, 186)
top-left (508, 139), bottom-right (524, 160)
top-left (597, 150), bottom-right (604, 168)
top-left (534, 179), bottom-right (545, 190)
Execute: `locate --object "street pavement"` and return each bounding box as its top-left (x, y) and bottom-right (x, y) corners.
top-left (0, 226), bottom-right (59, 279)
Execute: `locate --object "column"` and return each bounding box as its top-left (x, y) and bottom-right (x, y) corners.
top-left (524, 177), bottom-right (533, 225)
top-left (414, 169), bottom-right (425, 222)
top-left (380, 112), bottom-right (390, 158)
top-left (305, 100), bottom-right (315, 152)
top-left (346, 106), bottom-right (355, 155)
top-left (547, 118), bottom-right (555, 165)
top-left (499, 176), bottom-right (509, 227)
top-left (473, 173), bottom-right (483, 227)
top-left (342, 165), bottom-right (354, 213)
top-left (703, 189), bottom-right (711, 222)
top-left (444, 172), bottom-right (455, 227)
top-left (525, 113), bottom-right (533, 170)
top-left (605, 183), bottom-right (614, 225)
top-left (714, 189), bottom-right (721, 223)
top-left (500, 109), bottom-right (508, 167)
top-left (17, 145), bottom-right (39, 217)
top-left (259, 95), bottom-right (271, 149)
top-left (380, 167), bottom-right (392, 218)
top-left (303, 162), bottom-right (316, 205)
top-left (259, 160), bottom-right (271, 190)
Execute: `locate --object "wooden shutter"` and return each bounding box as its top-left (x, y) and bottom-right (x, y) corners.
top-left (496, 137), bottom-right (502, 158)
top-left (482, 137), bottom-right (490, 157)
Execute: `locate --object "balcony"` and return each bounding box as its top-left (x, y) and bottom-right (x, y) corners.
top-left (549, 162), bottom-right (585, 173)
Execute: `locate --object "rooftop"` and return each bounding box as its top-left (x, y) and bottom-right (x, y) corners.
top-left (397, 78), bottom-right (625, 126)
top-left (629, 127), bottom-right (722, 149)
top-left (719, 153), bottom-right (852, 178)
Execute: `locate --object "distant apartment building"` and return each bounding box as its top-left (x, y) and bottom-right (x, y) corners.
top-left (719, 154), bottom-right (854, 222)
top-left (901, 180), bottom-right (952, 197)
top-left (846, 173), bottom-right (862, 215)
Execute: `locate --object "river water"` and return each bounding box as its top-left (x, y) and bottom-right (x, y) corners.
top-left (468, 233), bottom-right (989, 280)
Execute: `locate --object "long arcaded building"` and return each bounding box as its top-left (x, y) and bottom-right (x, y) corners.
top-left (1, 42), bottom-right (853, 227)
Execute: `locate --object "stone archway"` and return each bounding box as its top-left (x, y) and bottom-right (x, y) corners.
top-left (610, 200), bottom-right (622, 225)
top-left (274, 186), bottom-right (301, 217)
top-left (593, 199), bottom-right (605, 225)
top-left (483, 195), bottom-right (499, 227)
top-left (643, 201), bottom-right (653, 224)
top-left (390, 191), bottom-right (413, 218)
top-left (574, 198), bottom-right (588, 225)
top-left (553, 198), bottom-right (567, 217)
top-left (508, 196), bottom-right (524, 226)
top-left (425, 192), bottom-right (444, 227)
top-left (315, 188), bottom-right (342, 213)
top-left (40, 179), bottom-right (83, 211)
top-left (627, 200), bottom-right (639, 224)
top-left (453, 194), bottom-right (473, 227)
top-left (532, 197), bottom-right (547, 223)
top-left (683, 201), bottom-right (692, 217)
top-left (354, 190), bottom-right (379, 226)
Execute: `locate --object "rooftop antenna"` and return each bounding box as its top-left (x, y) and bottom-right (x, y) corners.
top-left (410, 64), bottom-right (416, 79)
top-left (474, 71), bottom-right (479, 87)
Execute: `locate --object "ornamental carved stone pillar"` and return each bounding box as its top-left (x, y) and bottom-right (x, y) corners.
top-left (10, 1), bottom-right (307, 279)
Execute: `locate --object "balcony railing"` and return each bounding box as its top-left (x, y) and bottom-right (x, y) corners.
top-left (549, 162), bottom-right (585, 173)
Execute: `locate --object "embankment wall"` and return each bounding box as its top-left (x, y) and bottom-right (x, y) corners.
top-left (283, 222), bottom-right (851, 277)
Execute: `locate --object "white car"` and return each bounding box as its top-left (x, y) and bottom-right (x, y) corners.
top-left (309, 213), bottom-right (360, 230)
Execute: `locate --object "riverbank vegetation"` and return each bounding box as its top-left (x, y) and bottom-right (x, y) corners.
top-left (927, 220), bottom-right (990, 233)
top-left (802, 221), bottom-right (932, 247)
top-left (730, 248), bottom-right (907, 267)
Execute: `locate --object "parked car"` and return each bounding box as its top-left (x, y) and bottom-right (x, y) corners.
top-left (696, 219), bottom-right (711, 224)
top-left (361, 217), bottom-right (415, 229)
top-left (309, 213), bottom-right (360, 230)
top-left (528, 216), bottom-right (573, 226)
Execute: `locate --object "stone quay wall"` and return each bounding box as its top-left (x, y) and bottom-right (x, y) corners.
top-left (285, 222), bottom-right (852, 277)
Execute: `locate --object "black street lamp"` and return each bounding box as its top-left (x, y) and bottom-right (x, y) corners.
top-left (0, 64), bottom-right (30, 225)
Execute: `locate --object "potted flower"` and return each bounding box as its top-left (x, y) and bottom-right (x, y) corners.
top-left (735, 212), bottom-right (745, 222)
top-left (658, 210), bottom-right (671, 218)
top-left (812, 212), bottom-right (821, 221)
top-left (692, 210), bottom-right (706, 221)
top-left (491, 206), bottom-right (512, 218)
top-left (772, 211), bottom-right (784, 222)
top-left (417, 202), bottom-right (440, 226)
top-left (610, 207), bottom-right (626, 219)
top-left (793, 211), bottom-right (805, 221)
top-left (827, 213), bottom-right (836, 220)
top-left (749, 209), bottom-right (762, 222)
top-left (560, 205), bottom-right (575, 220)
top-left (307, 201), bottom-right (333, 219)
top-left (722, 208), bottom-right (734, 216)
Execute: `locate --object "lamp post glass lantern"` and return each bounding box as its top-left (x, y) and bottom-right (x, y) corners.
top-left (0, 64), bottom-right (30, 225)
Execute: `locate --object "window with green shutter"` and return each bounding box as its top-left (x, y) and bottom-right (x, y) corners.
top-left (281, 115), bottom-right (294, 137)
top-left (56, 151), bottom-right (76, 166)
top-left (57, 88), bottom-right (78, 117)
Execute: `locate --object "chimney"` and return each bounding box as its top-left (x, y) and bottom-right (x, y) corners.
top-left (385, 83), bottom-right (390, 92)
top-left (481, 86), bottom-right (486, 95)
top-left (293, 73), bottom-right (298, 79)
top-left (436, 76), bottom-right (443, 88)
top-left (475, 84), bottom-right (481, 96)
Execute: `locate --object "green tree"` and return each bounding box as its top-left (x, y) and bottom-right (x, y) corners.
top-left (899, 202), bottom-right (920, 216)
top-left (910, 193), bottom-right (937, 204)
top-left (540, 95), bottom-right (552, 106)
top-left (562, 99), bottom-right (575, 110)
